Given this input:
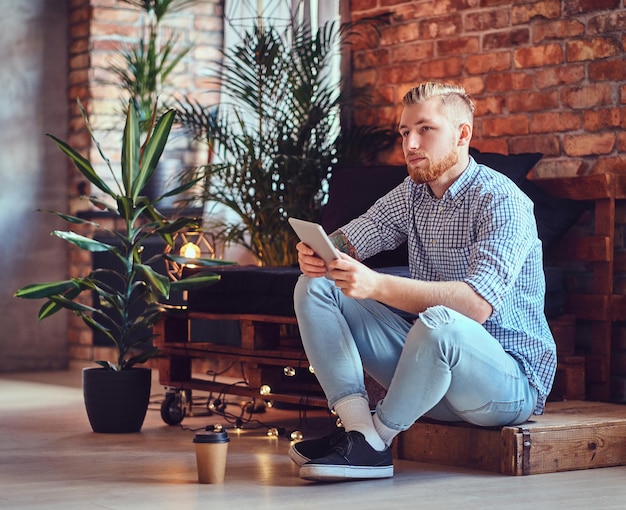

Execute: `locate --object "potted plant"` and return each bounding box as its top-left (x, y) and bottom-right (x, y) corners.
top-left (14, 101), bottom-right (226, 433)
top-left (176, 15), bottom-right (396, 266)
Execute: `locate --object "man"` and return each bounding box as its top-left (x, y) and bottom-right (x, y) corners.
top-left (290, 82), bottom-right (556, 482)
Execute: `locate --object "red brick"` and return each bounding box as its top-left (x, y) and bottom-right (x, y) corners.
top-left (619, 132), bottom-right (626, 153)
top-left (436, 37), bottom-right (480, 56)
top-left (465, 8), bottom-right (510, 31)
top-left (563, 133), bottom-right (615, 157)
top-left (535, 65), bottom-right (585, 88)
top-left (483, 29), bottom-right (530, 50)
top-left (514, 43), bottom-right (563, 68)
top-left (508, 91), bottom-right (559, 113)
top-left (354, 48), bottom-right (391, 69)
top-left (353, 68), bottom-right (378, 88)
top-left (485, 72), bottom-right (534, 92)
top-left (509, 134), bottom-right (560, 156)
top-left (566, 36), bottom-right (622, 62)
top-left (533, 20), bottom-right (585, 43)
top-left (562, 83), bottom-right (614, 109)
top-left (591, 156), bottom-right (626, 175)
top-left (419, 14), bottom-right (462, 39)
top-left (460, 76), bottom-right (486, 96)
top-left (512, 0), bottom-right (561, 24)
top-left (469, 138), bottom-right (509, 154)
top-left (351, 0), bottom-right (377, 10)
top-left (420, 57), bottom-right (463, 79)
top-left (584, 108), bottom-right (626, 132)
top-left (465, 52), bottom-right (511, 74)
top-left (390, 42), bottom-right (433, 64)
top-left (473, 96), bottom-right (506, 116)
top-left (563, 0), bottom-right (620, 16)
top-left (378, 65), bottom-right (422, 84)
top-left (587, 10), bottom-right (626, 35)
top-left (482, 115), bottom-right (529, 136)
top-left (589, 59), bottom-right (626, 82)
top-left (530, 112), bottom-right (583, 133)
top-left (380, 22), bottom-right (420, 46)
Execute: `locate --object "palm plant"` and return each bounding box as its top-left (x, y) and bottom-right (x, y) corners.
top-left (14, 102), bottom-right (226, 371)
top-left (176, 15), bottom-right (396, 267)
top-left (109, 0), bottom-right (196, 128)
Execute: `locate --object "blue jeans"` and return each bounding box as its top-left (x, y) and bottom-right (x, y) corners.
top-left (294, 275), bottom-right (537, 432)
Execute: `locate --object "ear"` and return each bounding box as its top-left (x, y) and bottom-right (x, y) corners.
top-left (458, 123), bottom-right (472, 147)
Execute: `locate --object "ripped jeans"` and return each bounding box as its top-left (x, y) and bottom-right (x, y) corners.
top-left (294, 275), bottom-right (537, 432)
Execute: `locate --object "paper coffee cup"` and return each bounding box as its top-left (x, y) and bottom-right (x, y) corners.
top-left (193, 429), bottom-right (230, 484)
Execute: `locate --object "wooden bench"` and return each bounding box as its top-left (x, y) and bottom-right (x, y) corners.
top-left (394, 400), bottom-right (626, 475)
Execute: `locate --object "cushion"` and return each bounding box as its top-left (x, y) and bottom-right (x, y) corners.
top-left (187, 265), bottom-right (301, 316)
top-left (470, 148), bottom-right (588, 250)
top-left (469, 147), bottom-right (542, 185)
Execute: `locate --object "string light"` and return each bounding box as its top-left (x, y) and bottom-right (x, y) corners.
top-left (259, 384), bottom-right (271, 396)
top-left (290, 430), bottom-right (303, 441)
top-left (308, 365), bottom-right (315, 374)
top-left (283, 366), bottom-right (296, 377)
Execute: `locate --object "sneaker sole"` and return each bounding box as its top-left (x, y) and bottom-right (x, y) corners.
top-left (299, 464), bottom-right (393, 482)
top-left (288, 445), bottom-right (310, 467)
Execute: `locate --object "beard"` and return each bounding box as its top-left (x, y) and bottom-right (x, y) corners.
top-left (406, 147), bottom-right (459, 185)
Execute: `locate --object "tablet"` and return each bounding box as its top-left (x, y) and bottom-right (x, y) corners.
top-left (288, 218), bottom-right (339, 264)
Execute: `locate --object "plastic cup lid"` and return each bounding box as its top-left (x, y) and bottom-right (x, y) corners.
top-left (193, 429), bottom-right (230, 444)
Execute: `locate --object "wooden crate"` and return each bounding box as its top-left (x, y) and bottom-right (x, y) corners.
top-left (394, 400), bottom-right (626, 475)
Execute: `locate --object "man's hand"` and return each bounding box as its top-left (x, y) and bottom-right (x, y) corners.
top-left (296, 241), bottom-right (332, 278)
top-left (327, 252), bottom-right (381, 300)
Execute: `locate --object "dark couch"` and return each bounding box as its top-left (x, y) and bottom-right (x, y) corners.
top-left (188, 149), bottom-right (587, 320)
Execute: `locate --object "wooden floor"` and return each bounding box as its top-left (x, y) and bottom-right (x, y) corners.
top-left (2, 364), bottom-right (626, 510)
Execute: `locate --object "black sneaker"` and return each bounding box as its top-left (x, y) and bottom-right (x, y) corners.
top-left (299, 430), bottom-right (393, 481)
top-left (288, 428), bottom-right (346, 467)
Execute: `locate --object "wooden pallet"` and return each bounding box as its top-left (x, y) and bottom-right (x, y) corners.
top-left (394, 400), bottom-right (626, 475)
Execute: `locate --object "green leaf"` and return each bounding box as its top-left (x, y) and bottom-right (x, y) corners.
top-left (49, 295), bottom-right (98, 314)
top-left (46, 134), bottom-right (116, 196)
top-left (14, 280), bottom-right (81, 299)
top-left (52, 231), bottom-right (115, 253)
top-left (121, 101), bottom-right (141, 198)
top-left (135, 263), bottom-right (170, 298)
top-left (169, 272), bottom-right (221, 291)
top-left (37, 287), bottom-right (84, 320)
top-left (134, 108), bottom-right (176, 201)
top-left (165, 254), bottom-right (235, 267)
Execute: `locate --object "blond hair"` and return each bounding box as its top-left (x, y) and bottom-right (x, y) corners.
top-left (402, 82), bottom-right (475, 127)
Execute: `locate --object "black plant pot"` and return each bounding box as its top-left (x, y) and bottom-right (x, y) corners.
top-left (82, 367), bottom-right (152, 433)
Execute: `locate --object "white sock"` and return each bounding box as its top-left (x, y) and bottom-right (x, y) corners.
top-left (373, 412), bottom-right (400, 447)
top-left (334, 395), bottom-right (386, 451)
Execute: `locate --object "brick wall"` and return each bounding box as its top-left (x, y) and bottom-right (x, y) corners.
top-left (65, 0), bottom-right (223, 362)
top-left (348, 0), bottom-right (626, 179)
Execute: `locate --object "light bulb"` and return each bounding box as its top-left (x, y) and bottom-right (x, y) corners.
top-left (267, 427), bottom-right (279, 437)
top-left (290, 430), bottom-right (303, 441)
top-left (259, 384), bottom-right (272, 396)
top-left (283, 366), bottom-right (296, 377)
top-left (180, 242), bottom-right (201, 259)
top-left (308, 365), bottom-right (315, 374)
top-left (336, 418), bottom-right (343, 428)
top-left (213, 424), bottom-right (223, 432)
